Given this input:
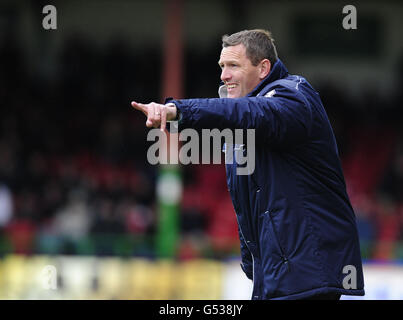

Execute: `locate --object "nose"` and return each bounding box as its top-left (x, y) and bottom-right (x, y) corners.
top-left (220, 67), bottom-right (231, 82)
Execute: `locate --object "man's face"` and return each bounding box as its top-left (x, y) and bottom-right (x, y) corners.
top-left (218, 44), bottom-right (262, 98)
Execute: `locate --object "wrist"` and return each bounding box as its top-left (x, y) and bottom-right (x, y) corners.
top-left (165, 102), bottom-right (179, 121)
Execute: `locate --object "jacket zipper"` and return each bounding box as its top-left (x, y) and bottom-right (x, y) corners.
top-left (229, 158), bottom-right (257, 298)
top-left (234, 212), bottom-right (256, 298)
top-left (266, 210), bottom-right (290, 272)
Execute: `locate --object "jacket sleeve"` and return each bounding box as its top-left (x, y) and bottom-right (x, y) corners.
top-left (238, 225), bottom-right (253, 280)
top-left (171, 85), bottom-right (313, 147)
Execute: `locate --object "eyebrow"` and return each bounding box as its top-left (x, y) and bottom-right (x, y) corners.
top-left (218, 60), bottom-right (238, 66)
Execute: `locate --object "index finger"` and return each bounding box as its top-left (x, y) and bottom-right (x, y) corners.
top-left (131, 101), bottom-right (148, 115)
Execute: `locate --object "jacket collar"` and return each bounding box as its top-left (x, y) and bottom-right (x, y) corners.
top-left (247, 58), bottom-right (289, 97)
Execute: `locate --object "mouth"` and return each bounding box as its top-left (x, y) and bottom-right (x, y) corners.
top-left (226, 83), bottom-right (237, 91)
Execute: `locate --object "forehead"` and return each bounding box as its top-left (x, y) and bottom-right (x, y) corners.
top-left (219, 44), bottom-right (248, 63)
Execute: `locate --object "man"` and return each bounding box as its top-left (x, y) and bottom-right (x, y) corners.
top-left (131, 29), bottom-right (365, 300)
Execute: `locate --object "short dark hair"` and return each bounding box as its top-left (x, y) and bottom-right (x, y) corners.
top-left (222, 29), bottom-right (278, 66)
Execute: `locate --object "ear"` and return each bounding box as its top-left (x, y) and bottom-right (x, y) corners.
top-left (259, 59), bottom-right (271, 80)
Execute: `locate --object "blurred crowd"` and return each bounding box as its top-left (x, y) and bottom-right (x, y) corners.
top-left (0, 35), bottom-right (402, 261)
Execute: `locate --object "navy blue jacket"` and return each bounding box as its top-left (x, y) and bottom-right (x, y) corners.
top-left (169, 59), bottom-right (365, 299)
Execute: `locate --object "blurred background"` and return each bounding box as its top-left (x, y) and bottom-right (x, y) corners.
top-left (0, 0), bottom-right (402, 299)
